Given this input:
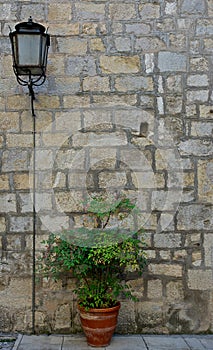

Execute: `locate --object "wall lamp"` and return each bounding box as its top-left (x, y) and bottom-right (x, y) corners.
top-left (9, 17), bottom-right (50, 334)
top-left (9, 16), bottom-right (50, 116)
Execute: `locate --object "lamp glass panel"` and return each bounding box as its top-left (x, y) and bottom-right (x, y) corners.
top-left (17, 34), bottom-right (41, 66)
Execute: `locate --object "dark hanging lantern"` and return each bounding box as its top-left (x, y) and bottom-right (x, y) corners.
top-left (9, 16), bottom-right (50, 115)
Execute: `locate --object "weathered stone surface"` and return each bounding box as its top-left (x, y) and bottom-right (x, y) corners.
top-left (178, 139), bottom-right (213, 156)
top-left (1, 0), bottom-right (213, 336)
top-left (188, 270), bottom-right (213, 290)
top-left (198, 159), bottom-right (213, 202)
top-left (109, 3), bottom-right (136, 20)
top-left (100, 55), bottom-right (140, 74)
top-left (148, 264), bottom-right (182, 277)
top-left (177, 204), bottom-right (213, 230)
top-left (181, 0), bottom-right (206, 14)
top-left (154, 233), bottom-right (182, 248)
top-left (158, 52), bottom-right (187, 72)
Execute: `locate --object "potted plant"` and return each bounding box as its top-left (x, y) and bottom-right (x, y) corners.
top-left (38, 194), bottom-right (147, 347)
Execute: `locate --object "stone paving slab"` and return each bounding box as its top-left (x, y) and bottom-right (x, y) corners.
top-left (12, 334), bottom-right (213, 350)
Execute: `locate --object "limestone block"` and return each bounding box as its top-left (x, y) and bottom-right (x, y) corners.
top-left (100, 55), bottom-right (140, 74)
top-left (0, 136), bottom-right (4, 148)
top-left (42, 133), bottom-right (69, 147)
top-left (166, 75), bottom-right (182, 93)
top-left (188, 269), bottom-right (213, 290)
top-left (190, 57), bottom-right (209, 71)
top-left (90, 38), bottom-right (105, 52)
top-left (98, 171), bottom-right (127, 188)
top-left (196, 19), bottom-right (213, 35)
top-left (132, 171), bottom-right (156, 189)
top-left (36, 96), bottom-right (61, 110)
top-left (198, 159), bottom-right (213, 203)
top-left (83, 76), bottom-right (109, 92)
top-left (57, 38), bottom-right (87, 55)
top-left (89, 147), bottom-right (116, 170)
top-left (120, 149), bottom-right (152, 171)
top-left (187, 90), bottom-right (208, 103)
top-left (200, 106), bottom-right (213, 119)
top-left (109, 3), bottom-right (136, 20)
top-left (63, 95), bottom-right (90, 109)
top-left (165, 2), bottom-right (177, 15)
top-left (183, 173), bottom-right (194, 188)
top-left (72, 131), bottom-right (127, 148)
top-left (34, 150), bottom-right (53, 172)
top-left (173, 249), bottom-right (188, 261)
top-left (181, 0), bottom-right (206, 14)
top-left (6, 95), bottom-right (29, 110)
top-left (178, 139), bottom-right (213, 156)
top-left (0, 112), bottom-right (19, 132)
top-left (54, 304), bottom-right (71, 331)
top-left (116, 301), bottom-right (137, 333)
top-left (82, 22), bottom-right (98, 35)
top-left (192, 251), bottom-right (202, 267)
top-left (0, 278), bottom-right (32, 308)
top-left (186, 104), bottom-right (197, 118)
top-left (92, 94), bottom-right (137, 107)
top-left (20, 4), bottom-right (46, 21)
top-left (135, 37), bottom-right (165, 52)
top-left (147, 280), bottom-right (162, 299)
top-left (158, 52), bottom-right (187, 72)
top-left (204, 234), bottom-right (213, 267)
top-left (50, 23), bottom-right (79, 36)
top-left (115, 37), bottom-right (131, 52)
top-left (204, 38), bottom-right (213, 53)
top-left (177, 204), bottom-right (213, 230)
top-left (0, 174), bottom-right (9, 190)
top-left (166, 281), bottom-right (184, 301)
top-left (0, 217), bottom-right (6, 233)
top-left (55, 111), bottom-right (81, 132)
top-left (166, 96), bottom-right (183, 114)
top-left (55, 149), bottom-right (85, 171)
top-left (145, 53), bottom-right (155, 74)
top-left (48, 3), bottom-right (72, 22)
top-left (66, 56), bottom-right (96, 76)
top-left (115, 76), bottom-right (153, 92)
top-left (0, 96), bottom-right (5, 110)
top-left (53, 172), bottom-right (66, 189)
top-left (0, 4), bottom-right (13, 20)
top-left (151, 190), bottom-right (181, 211)
top-left (126, 23), bottom-right (151, 35)
top-left (39, 215), bottom-right (69, 234)
top-left (9, 216), bottom-right (33, 232)
top-left (148, 263), bottom-right (182, 277)
top-left (6, 134), bottom-right (33, 148)
top-left (159, 250), bottom-right (171, 260)
top-left (136, 301), bottom-right (164, 330)
top-left (154, 233), bottom-right (182, 249)
top-left (191, 122), bottom-right (213, 137)
top-left (139, 3), bottom-right (160, 19)
top-left (55, 191), bottom-right (84, 212)
top-left (55, 77), bottom-right (81, 94)
top-left (13, 173), bottom-right (30, 190)
top-left (0, 194), bottom-right (16, 213)
top-left (187, 75), bottom-right (209, 87)
top-left (83, 110), bottom-right (112, 131)
top-left (21, 111), bottom-right (53, 132)
top-left (75, 2), bottom-right (105, 20)
top-left (68, 172), bottom-right (89, 189)
top-left (6, 235), bottom-right (22, 251)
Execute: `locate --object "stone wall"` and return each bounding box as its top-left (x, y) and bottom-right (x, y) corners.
top-left (0, 0), bottom-right (213, 334)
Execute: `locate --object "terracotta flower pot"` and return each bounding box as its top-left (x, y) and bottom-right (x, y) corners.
top-left (78, 302), bottom-right (121, 347)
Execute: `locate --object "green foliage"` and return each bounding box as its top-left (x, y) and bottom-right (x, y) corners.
top-left (38, 195), bottom-right (147, 309)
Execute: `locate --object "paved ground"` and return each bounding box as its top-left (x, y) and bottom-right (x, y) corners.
top-left (12, 334), bottom-right (213, 350)
top-left (0, 334), bottom-right (16, 350)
